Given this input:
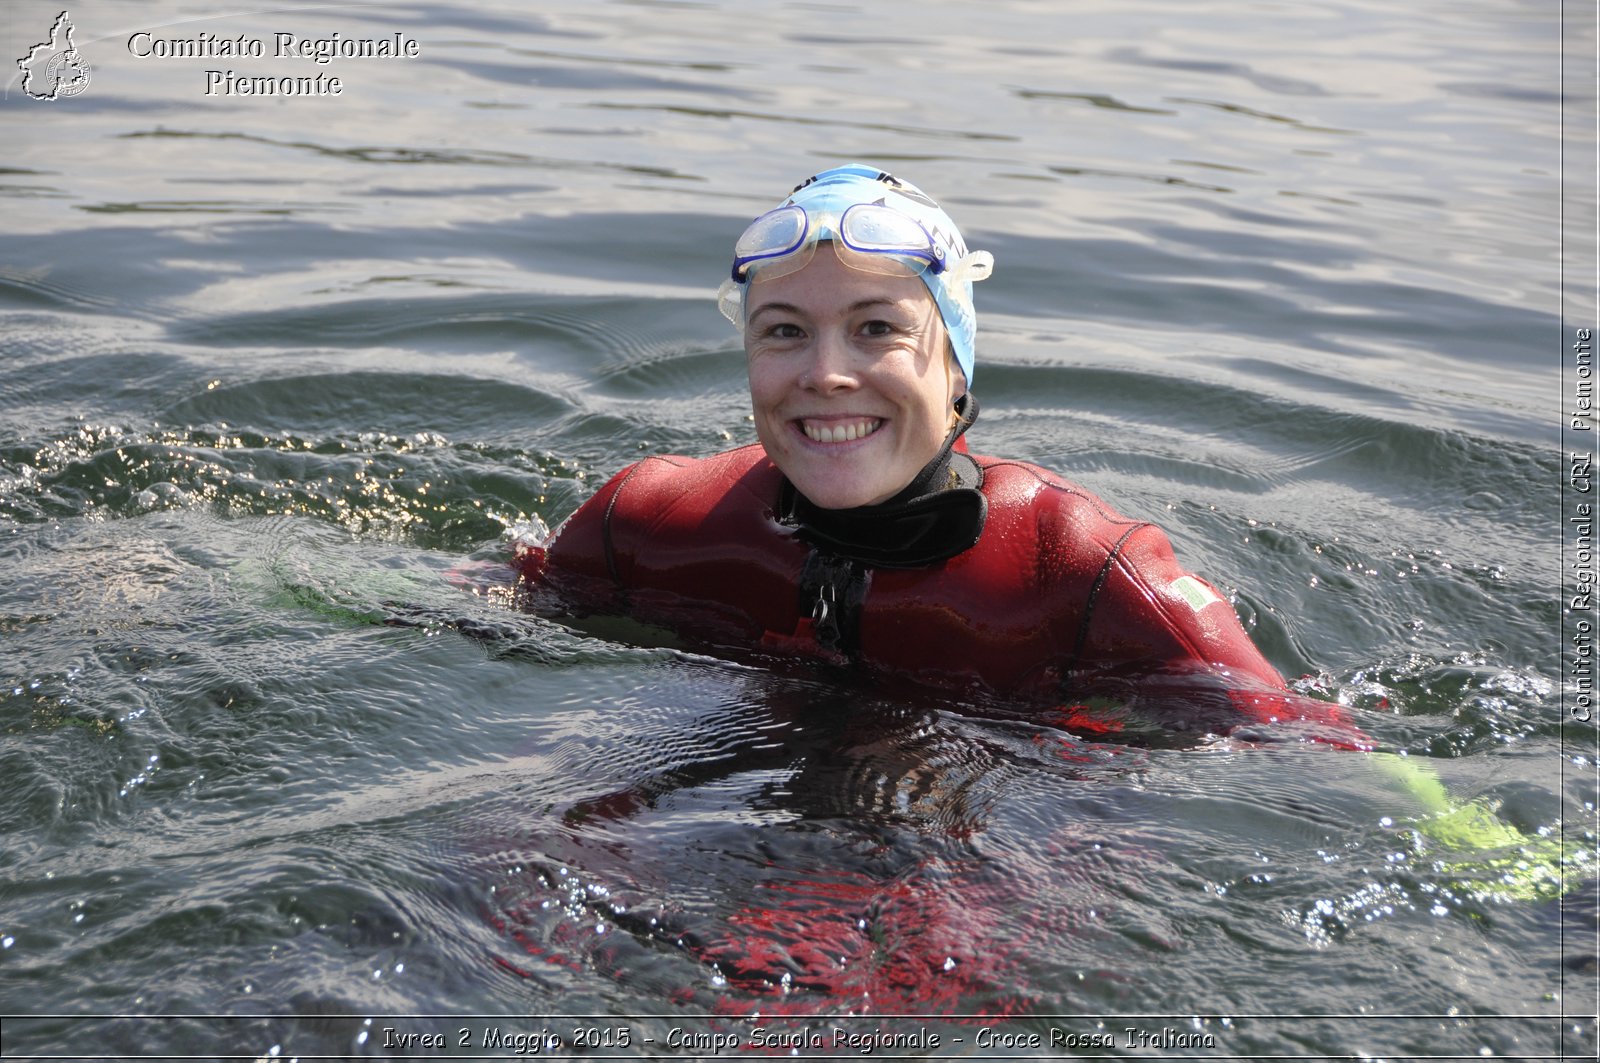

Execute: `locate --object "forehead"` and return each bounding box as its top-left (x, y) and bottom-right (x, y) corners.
top-left (746, 243), bottom-right (933, 316)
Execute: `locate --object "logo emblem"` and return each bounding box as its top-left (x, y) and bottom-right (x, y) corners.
top-left (17, 11), bottom-right (92, 100)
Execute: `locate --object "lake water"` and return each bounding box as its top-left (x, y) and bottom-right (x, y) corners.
top-left (2, 0), bottom-right (1596, 1058)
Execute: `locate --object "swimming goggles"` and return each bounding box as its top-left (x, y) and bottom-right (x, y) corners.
top-left (729, 202), bottom-right (948, 283)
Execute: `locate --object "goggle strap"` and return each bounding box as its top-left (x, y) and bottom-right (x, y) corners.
top-left (946, 250), bottom-right (994, 285)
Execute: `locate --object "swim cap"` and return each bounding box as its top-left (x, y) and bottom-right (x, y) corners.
top-left (718, 163), bottom-right (993, 384)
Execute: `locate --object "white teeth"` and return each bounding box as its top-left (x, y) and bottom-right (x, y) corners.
top-left (802, 419), bottom-right (881, 443)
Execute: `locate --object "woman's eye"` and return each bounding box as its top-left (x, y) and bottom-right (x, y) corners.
top-left (760, 322), bottom-right (805, 340)
top-left (861, 320), bottom-right (895, 337)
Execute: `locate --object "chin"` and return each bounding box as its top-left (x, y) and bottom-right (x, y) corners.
top-left (787, 471), bottom-right (892, 510)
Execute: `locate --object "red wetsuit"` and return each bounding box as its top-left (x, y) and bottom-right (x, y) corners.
top-left (515, 444), bottom-right (1364, 744)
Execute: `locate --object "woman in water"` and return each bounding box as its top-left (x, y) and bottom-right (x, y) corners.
top-left (514, 162), bottom-right (1358, 740)
top-left (499, 166), bottom-right (1565, 989)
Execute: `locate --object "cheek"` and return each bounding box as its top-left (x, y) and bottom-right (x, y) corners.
top-left (879, 356), bottom-right (952, 418)
top-left (745, 357), bottom-right (786, 416)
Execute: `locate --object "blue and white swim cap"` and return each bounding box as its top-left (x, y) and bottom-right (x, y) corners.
top-left (718, 163), bottom-right (994, 384)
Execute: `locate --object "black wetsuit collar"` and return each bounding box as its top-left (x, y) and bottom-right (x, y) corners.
top-left (781, 394), bottom-right (988, 569)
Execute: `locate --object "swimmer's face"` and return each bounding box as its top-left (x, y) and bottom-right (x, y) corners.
top-left (744, 243), bottom-right (965, 510)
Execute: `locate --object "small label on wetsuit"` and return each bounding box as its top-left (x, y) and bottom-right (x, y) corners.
top-left (1171, 575), bottom-right (1223, 611)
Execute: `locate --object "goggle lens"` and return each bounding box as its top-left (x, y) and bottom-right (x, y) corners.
top-left (732, 205), bottom-right (811, 281)
top-left (838, 203), bottom-right (946, 273)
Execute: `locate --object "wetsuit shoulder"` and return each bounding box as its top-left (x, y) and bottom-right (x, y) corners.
top-left (542, 445), bottom-right (776, 586)
top-left (970, 455), bottom-right (1284, 687)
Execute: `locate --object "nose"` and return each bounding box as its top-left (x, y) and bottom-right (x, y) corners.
top-left (799, 329), bottom-right (858, 393)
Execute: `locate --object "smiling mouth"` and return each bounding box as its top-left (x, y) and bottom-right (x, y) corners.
top-left (800, 418), bottom-right (883, 444)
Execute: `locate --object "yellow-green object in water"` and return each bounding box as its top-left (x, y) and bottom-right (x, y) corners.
top-left (1373, 752), bottom-right (1582, 903)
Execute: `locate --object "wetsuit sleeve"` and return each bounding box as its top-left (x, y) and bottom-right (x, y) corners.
top-left (1082, 522), bottom-right (1286, 688)
top-left (1075, 523), bottom-right (1369, 746)
top-left (513, 462), bottom-right (639, 602)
